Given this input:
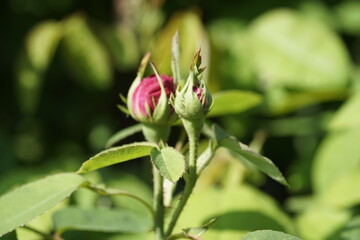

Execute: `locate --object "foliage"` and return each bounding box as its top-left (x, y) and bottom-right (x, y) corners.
top-left (2, 0), bottom-right (360, 239)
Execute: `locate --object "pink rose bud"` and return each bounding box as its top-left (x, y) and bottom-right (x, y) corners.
top-left (133, 74), bottom-right (174, 118)
top-left (128, 73), bottom-right (177, 124)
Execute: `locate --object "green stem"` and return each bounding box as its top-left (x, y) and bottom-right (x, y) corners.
top-left (165, 119), bottom-right (203, 238)
top-left (142, 123), bottom-right (170, 240)
top-left (142, 123), bottom-right (170, 144)
top-left (86, 184), bottom-right (155, 217)
top-left (153, 165), bottom-right (164, 240)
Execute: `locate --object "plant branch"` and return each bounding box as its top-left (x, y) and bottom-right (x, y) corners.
top-left (142, 123), bottom-right (169, 240)
top-left (153, 165), bottom-right (165, 240)
top-left (165, 119), bottom-right (203, 237)
top-left (86, 184), bottom-right (155, 217)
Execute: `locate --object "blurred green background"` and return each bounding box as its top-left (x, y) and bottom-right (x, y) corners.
top-left (1, 0), bottom-right (360, 239)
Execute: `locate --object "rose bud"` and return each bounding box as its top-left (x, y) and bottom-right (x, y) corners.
top-left (174, 51), bottom-right (213, 121)
top-left (127, 55), bottom-right (177, 125)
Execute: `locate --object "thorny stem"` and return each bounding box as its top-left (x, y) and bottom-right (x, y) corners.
top-left (165, 119), bottom-right (203, 238)
top-left (86, 184), bottom-right (155, 217)
top-left (142, 123), bottom-right (169, 240)
top-left (153, 165), bottom-right (165, 240)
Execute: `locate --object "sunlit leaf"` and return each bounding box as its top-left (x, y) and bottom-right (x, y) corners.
top-left (152, 11), bottom-right (209, 82)
top-left (250, 9), bottom-right (350, 90)
top-left (151, 147), bottom-right (185, 182)
top-left (53, 207), bottom-right (152, 234)
top-left (16, 201), bottom-right (68, 240)
top-left (312, 128), bottom-right (360, 193)
top-left (26, 21), bottom-right (62, 72)
top-left (175, 185), bottom-right (296, 239)
top-left (265, 88), bottom-right (348, 116)
top-left (321, 168), bottom-right (360, 208)
top-left (224, 141), bottom-right (288, 186)
top-left (208, 90), bottom-right (262, 117)
top-left (241, 230), bottom-right (300, 240)
top-left (78, 142), bottom-right (156, 173)
top-left (211, 124), bottom-right (287, 186)
top-left (0, 173), bottom-right (86, 237)
top-left (296, 204), bottom-right (351, 240)
top-left (62, 14), bottom-right (112, 89)
top-left (100, 25), bottom-right (139, 70)
top-left (208, 20), bottom-right (256, 91)
top-left (335, 1), bottom-right (360, 34)
top-left (329, 92), bottom-right (360, 130)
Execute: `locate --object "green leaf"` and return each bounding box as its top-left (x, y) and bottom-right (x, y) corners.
top-left (265, 88), bottom-right (348, 116)
top-left (174, 185), bottom-right (296, 239)
top-left (197, 141), bottom-right (216, 174)
top-left (208, 20), bottom-right (256, 91)
top-left (105, 124), bottom-right (143, 148)
top-left (225, 141), bottom-right (288, 186)
top-left (152, 11), bottom-right (209, 79)
top-left (211, 124), bottom-right (287, 186)
top-left (339, 216), bottom-right (360, 240)
top-left (0, 173), bottom-right (86, 237)
top-left (335, 1), bottom-right (360, 35)
top-left (78, 142), bottom-right (156, 173)
top-left (151, 147), bottom-right (185, 182)
top-left (329, 92), bottom-right (360, 130)
top-left (171, 31), bottom-right (182, 85)
top-left (62, 14), bottom-right (112, 89)
top-left (241, 230), bottom-right (300, 240)
top-left (16, 201), bottom-right (68, 240)
top-left (100, 25), bottom-right (139, 70)
top-left (321, 168), bottom-right (360, 208)
top-left (296, 204), bottom-right (351, 240)
top-left (182, 218), bottom-right (217, 238)
top-left (249, 9), bottom-right (350, 90)
top-left (208, 90), bottom-right (262, 117)
top-left (298, 1), bottom-right (337, 29)
top-left (26, 21), bottom-right (62, 72)
top-left (53, 207), bottom-right (152, 234)
top-left (312, 128), bottom-right (360, 193)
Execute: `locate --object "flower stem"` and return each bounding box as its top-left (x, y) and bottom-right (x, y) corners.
top-left (153, 165), bottom-right (164, 240)
top-left (165, 119), bottom-right (203, 237)
top-left (143, 123), bottom-right (170, 240)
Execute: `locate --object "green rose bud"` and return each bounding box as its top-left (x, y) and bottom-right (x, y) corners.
top-left (174, 50), bottom-right (213, 121)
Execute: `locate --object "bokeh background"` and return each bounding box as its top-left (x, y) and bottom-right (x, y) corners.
top-left (1, 0), bottom-right (360, 239)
